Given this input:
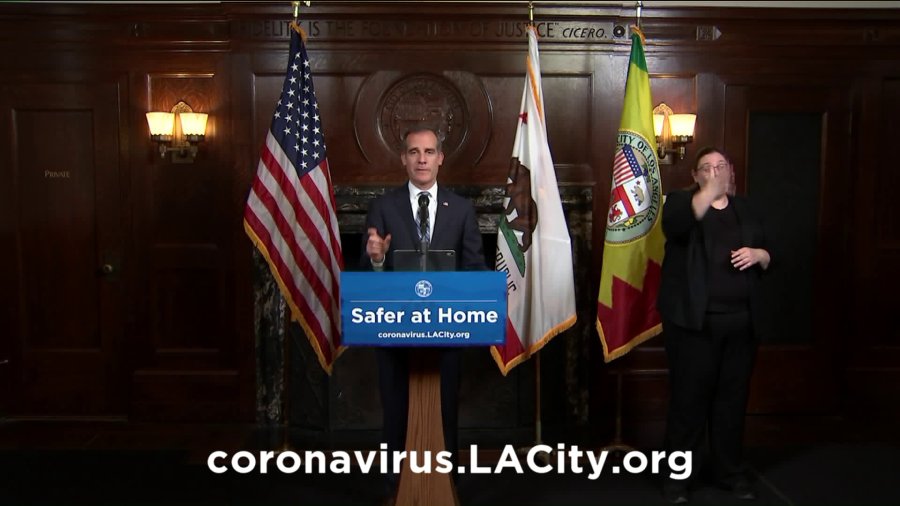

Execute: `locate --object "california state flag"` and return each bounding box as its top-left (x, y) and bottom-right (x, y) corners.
top-left (492, 25), bottom-right (577, 375)
top-left (596, 27), bottom-right (665, 362)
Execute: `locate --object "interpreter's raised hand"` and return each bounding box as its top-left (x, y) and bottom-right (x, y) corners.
top-left (699, 162), bottom-right (730, 199)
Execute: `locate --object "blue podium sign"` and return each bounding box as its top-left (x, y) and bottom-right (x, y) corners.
top-left (340, 271), bottom-right (507, 346)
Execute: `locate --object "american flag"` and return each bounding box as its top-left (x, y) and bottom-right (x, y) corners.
top-left (243, 25), bottom-right (344, 373)
top-left (612, 144), bottom-right (643, 186)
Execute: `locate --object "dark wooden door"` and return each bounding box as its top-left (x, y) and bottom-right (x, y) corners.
top-left (724, 83), bottom-right (851, 414)
top-left (0, 83), bottom-right (125, 417)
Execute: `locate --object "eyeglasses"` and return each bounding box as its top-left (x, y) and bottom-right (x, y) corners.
top-left (697, 162), bottom-right (729, 173)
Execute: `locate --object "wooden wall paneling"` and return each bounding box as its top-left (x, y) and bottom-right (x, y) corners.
top-left (692, 72), bottom-right (727, 173)
top-left (264, 41), bottom-right (609, 185)
top-left (588, 48), bottom-right (630, 263)
top-left (319, 72), bottom-right (371, 180)
top-left (232, 50), bottom-right (282, 425)
top-left (146, 74), bottom-right (224, 363)
top-left (650, 74), bottom-right (696, 115)
top-left (724, 81), bottom-right (851, 414)
top-left (845, 77), bottom-right (880, 363)
top-left (878, 79), bottom-right (900, 251)
top-left (225, 57), bottom-right (257, 423)
top-left (2, 2), bottom-right (900, 434)
top-left (247, 51), bottom-right (371, 181)
top-left (723, 84), bottom-right (749, 189)
top-left (350, 69), bottom-right (494, 184)
top-left (131, 370), bottom-right (241, 422)
top-left (0, 82), bottom-right (126, 417)
top-left (472, 72), bottom-right (525, 183)
top-left (650, 72), bottom-right (701, 189)
top-left (541, 72), bottom-right (593, 181)
top-left (131, 56), bottom-right (248, 421)
top-left (0, 146), bottom-right (9, 414)
top-left (846, 75), bottom-right (900, 415)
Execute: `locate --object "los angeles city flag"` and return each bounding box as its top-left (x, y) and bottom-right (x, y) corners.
top-left (244, 23), bottom-right (344, 373)
top-left (596, 27), bottom-right (665, 362)
top-left (493, 25), bottom-right (577, 375)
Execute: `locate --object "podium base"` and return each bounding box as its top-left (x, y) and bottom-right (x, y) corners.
top-left (395, 349), bottom-right (458, 506)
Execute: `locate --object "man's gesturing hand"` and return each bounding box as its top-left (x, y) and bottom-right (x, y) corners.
top-left (366, 227), bottom-right (392, 264)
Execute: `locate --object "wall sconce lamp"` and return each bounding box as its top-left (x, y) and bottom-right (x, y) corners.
top-left (652, 103), bottom-right (696, 165)
top-left (146, 101), bottom-right (208, 163)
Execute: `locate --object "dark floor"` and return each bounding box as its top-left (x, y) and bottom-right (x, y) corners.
top-left (1, 417), bottom-right (898, 506)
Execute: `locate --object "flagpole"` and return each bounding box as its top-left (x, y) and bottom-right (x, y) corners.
top-left (594, 0), bottom-right (662, 456)
top-left (600, 365), bottom-right (635, 454)
top-left (636, 0), bottom-right (643, 30)
top-left (599, 0), bottom-right (646, 457)
top-left (516, 352), bottom-right (550, 466)
top-left (276, 0), bottom-right (304, 455)
top-left (276, 0), bottom-right (310, 455)
top-left (533, 352), bottom-right (551, 465)
top-left (250, 0), bottom-right (341, 455)
top-left (279, 316), bottom-right (292, 452)
top-left (523, 0), bottom-right (549, 465)
top-left (534, 351), bottom-right (542, 446)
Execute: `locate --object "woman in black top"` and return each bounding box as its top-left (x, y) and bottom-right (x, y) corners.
top-left (657, 147), bottom-right (773, 504)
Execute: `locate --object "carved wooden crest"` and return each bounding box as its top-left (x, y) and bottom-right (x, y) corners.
top-left (378, 73), bottom-right (466, 155)
top-left (353, 70), bottom-right (491, 176)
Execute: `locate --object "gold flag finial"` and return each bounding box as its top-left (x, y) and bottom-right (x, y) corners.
top-left (292, 1), bottom-right (310, 23)
top-left (636, 0), bottom-right (643, 30)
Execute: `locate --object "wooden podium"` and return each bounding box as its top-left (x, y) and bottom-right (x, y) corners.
top-left (395, 349), bottom-right (458, 506)
top-left (339, 271), bottom-right (507, 506)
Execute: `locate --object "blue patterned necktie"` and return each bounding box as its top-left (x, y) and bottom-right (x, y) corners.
top-left (416, 191), bottom-right (431, 244)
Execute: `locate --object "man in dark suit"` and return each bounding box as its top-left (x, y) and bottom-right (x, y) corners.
top-left (657, 147), bottom-right (773, 504)
top-left (361, 125), bottom-right (485, 494)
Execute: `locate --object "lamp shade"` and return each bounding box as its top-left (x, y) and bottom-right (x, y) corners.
top-left (179, 112), bottom-right (208, 137)
top-left (146, 112), bottom-right (175, 136)
top-left (653, 114), bottom-right (665, 137)
top-left (668, 114), bottom-right (697, 137)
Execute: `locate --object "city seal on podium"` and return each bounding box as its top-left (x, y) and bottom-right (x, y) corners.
top-left (415, 280), bottom-right (433, 298)
top-left (605, 129), bottom-right (662, 244)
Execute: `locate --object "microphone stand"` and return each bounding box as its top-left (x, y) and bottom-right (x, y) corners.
top-left (420, 236), bottom-right (429, 272)
top-left (418, 195), bottom-right (430, 272)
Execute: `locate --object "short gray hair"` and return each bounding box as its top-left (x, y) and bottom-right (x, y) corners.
top-left (402, 125), bottom-right (444, 152)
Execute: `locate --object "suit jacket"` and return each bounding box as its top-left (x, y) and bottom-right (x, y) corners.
top-left (360, 184), bottom-right (486, 271)
top-left (657, 186), bottom-right (774, 333)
